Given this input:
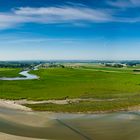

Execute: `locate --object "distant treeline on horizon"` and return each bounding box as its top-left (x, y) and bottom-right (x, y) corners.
top-left (0, 60), bottom-right (140, 68)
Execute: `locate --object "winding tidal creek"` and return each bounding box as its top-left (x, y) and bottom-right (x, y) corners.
top-left (0, 69), bottom-right (39, 81)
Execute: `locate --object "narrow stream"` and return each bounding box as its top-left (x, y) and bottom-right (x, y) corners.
top-left (0, 68), bottom-right (39, 80)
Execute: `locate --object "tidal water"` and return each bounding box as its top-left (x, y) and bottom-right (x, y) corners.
top-left (0, 108), bottom-right (140, 140)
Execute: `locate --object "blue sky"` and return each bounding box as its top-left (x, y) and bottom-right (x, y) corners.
top-left (0, 0), bottom-right (140, 60)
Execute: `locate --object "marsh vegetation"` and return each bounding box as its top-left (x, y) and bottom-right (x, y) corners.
top-left (1, 61), bottom-right (140, 112)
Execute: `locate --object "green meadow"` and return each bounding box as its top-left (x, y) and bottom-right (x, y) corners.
top-left (0, 68), bottom-right (22, 77)
top-left (1, 65), bottom-right (140, 112)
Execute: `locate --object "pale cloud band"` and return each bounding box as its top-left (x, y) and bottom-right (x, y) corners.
top-left (0, 0), bottom-right (140, 29)
top-left (0, 6), bottom-right (113, 29)
top-left (107, 0), bottom-right (140, 8)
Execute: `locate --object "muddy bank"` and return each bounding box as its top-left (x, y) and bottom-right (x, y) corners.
top-left (0, 106), bottom-right (140, 140)
top-left (0, 99), bottom-right (140, 113)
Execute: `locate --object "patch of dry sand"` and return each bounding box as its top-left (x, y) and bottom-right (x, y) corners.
top-left (0, 132), bottom-right (47, 140)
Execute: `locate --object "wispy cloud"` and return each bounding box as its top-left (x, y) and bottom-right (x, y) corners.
top-left (107, 0), bottom-right (140, 8)
top-left (107, 0), bottom-right (133, 8)
top-left (13, 6), bottom-right (140, 24)
top-left (0, 6), bottom-right (115, 29)
top-left (0, 2), bottom-right (140, 30)
top-left (65, 2), bottom-right (86, 7)
top-left (130, 0), bottom-right (140, 5)
top-left (0, 13), bottom-right (33, 29)
top-left (14, 6), bottom-right (113, 23)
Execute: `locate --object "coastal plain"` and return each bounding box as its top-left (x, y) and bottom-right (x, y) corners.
top-left (0, 64), bottom-right (140, 112)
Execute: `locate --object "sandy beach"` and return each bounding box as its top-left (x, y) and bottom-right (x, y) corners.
top-left (0, 99), bottom-right (31, 111)
top-left (0, 132), bottom-right (46, 140)
top-left (0, 100), bottom-right (140, 140)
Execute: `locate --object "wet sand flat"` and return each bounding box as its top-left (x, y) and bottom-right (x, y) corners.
top-left (0, 107), bottom-right (140, 140)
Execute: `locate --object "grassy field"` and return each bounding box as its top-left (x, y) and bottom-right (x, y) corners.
top-left (1, 65), bottom-right (140, 112)
top-left (25, 98), bottom-right (140, 112)
top-left (0, 68), bottom-right (22, 77)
